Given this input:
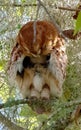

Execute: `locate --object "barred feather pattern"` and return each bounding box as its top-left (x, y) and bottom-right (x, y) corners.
top-left (7, 21), bottom-right (67, 100)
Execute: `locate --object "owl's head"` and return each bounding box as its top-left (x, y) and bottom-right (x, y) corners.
top-left (16, 21), bottom-right (58, 57)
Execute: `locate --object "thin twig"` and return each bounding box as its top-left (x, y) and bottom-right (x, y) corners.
top-left (35, 1), bottom-right (40, 19)
top-left (56, 6), bottom-right (81, 11)
top-left (33, 21), bottom-right (37, 43)
top-left (0, 3), bottom-right (37, 7)
top-left (0, 83), bottom-right (4, 89)
top-left (33, 2), bottom-right (40, 43)
top-left (0, 3), bottom-right (81, 12)
top-left (37, 0), bottom-right (67, 40)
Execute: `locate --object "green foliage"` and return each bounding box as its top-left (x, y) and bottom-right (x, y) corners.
top-left (4, 97), bottom-right (16, 107)
top-left (17, 24), bottom-right (22, 29)
top-left (74, 11), bottom-right (81, 35)
top-left (20, 105), bottom-right (36, 117)
top-left (21, 0), bottom-right (26, 3)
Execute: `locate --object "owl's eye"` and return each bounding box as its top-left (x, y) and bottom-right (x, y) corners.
top-left (46, 54), bottom-right (50, 61)
top-left (23, 56), bottom-right (34, 68)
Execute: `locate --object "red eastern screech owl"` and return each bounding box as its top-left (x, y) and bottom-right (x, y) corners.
top-left (7, 21), bottom-right (67, 101)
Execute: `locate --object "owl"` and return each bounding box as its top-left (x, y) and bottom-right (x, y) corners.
top-left (7, 20), bottom-right (67, 104)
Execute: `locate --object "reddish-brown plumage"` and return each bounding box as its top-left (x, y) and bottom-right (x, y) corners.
top-left (7, 20), bottom-right (67, 113)
top-left (17, 21), bottom-right (58, 55)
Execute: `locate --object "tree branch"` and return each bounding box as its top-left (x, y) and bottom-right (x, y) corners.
top-left (62, 29), bottom-right (81, 40)
top-left (1, 98), bottom-right (81, 129)
top-left (0, 3), bottom-right (81, 12)
top-left (48, 99), bottom-right (81, 121)
top-left (0, 98), bottom-right (81, 110)
top-left (0, 112), bottom-right (24, 130)
top-left (0, 99), bottom-right (29, 109)
top-left (55, 6), bottom-right (81, 11)
top-left (39, 100), bottom-right (81, 130)
top-left (48, 113), bottom-right (72, 130)
top-left (0, 3), bottom-right (37, 7)
top-left (37, 0), bottom-right (67, 40)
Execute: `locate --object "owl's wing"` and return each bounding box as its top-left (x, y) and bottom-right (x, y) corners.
top-left (7, 20), bottom-right (67, 103)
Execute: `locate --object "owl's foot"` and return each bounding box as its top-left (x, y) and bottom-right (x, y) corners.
top-left (30, 88), bottom-right (40, 99)
top-left (41, 84), bottom-right (50, 100)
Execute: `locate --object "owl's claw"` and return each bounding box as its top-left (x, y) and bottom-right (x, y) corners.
top-left (30, 89), bottom-right (40, 99)
top-left (41, 88), bottom-right (50, 100)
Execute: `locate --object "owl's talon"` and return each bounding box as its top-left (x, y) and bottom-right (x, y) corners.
top-left (30, 89), bottom-right (40, 99)
top-left (41, 88), bottom-right (50, 100)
